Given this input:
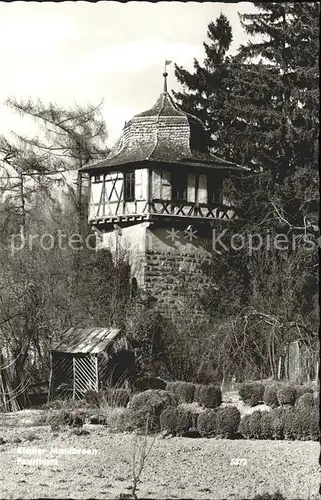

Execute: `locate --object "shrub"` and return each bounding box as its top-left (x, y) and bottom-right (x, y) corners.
top-left (128, 389), bottom-right (178, 432)
top-left (193, 384), bottom-right (203, 403)
top-left (263, 385), bottom-right (279, 408)
top-left (292, 407), bottom-right (312, 440)
top-left (239, 382), bottom-right (264, 407)
top-left (42, 399), bottom-right (67, 410)
top-left (239, 411), bottom-right (262, 439)
top-left (295, 393), bottom-right (315, 409)
top-left (46, 409), bottom-right (71, 428)
top-left (20, 431), bottom-right (41, 442)
top-left (198, 385), bottom-right (222, 409)
top-left (294, 385), bottom-right (314, 401)
top-left (277, 385), bottom-right (296, 406)
top-left (197, 409), bottom-right (218, 437)
top-left (160, 407), bottom-right (193, 436)
top-left (215, 406), bottom-right (240, 438)
top-left (260, 411), bottom-right (273, 440)
top-left (84, 390), bottom-right (103, 407)
top-left (165, 381), bottom-right (195, 403)
top-left (286, 407), bottom-right (320, 441)
top-left (313, 391), bottom-right (319, 406)
top-left (238, 414), bottom-right (250, 438)
top-left (270, 407), bottom-right (288, 440)
top-left (248, 411), bottom-right (263, 439)
top-left (253, 491), bottom-right (284, 500)
top-left (310, 407), bottom-right (320, 441)
top-left (283, 408), bottom-right (296, 440)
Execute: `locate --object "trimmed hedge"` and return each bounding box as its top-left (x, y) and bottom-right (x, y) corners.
top-left (238, 406), bottom-right (319, 441)
top-left (285, 407), bottom-right (320, 441)
top-left (128, 389), bottom-right (178, 432)
top-left (194, 384), bottom-right (203, 403)
top-left (253, 492), bottom-right (284, 500)
top-left (197, 406), bottom-right (240, 438)
top-left (277, 385), bottom-right (296, 406)
top-left (263, 384), bottom-right (279, 408)
top-left (283, 408), bottom-right (296, 440)
top-left (238, 411), bottom-right (263, 439)
top-left (239, 382), bottom-right (264, 407)
top-left (293, 407), bottom-right (312, 440)
top-left (313, 391), bottom-right (319, 407)
top-left (270, 407), bottom-right (288, 440)
top-left (295, 392), bottom-right (315, 409)
top-left (260, 411), bottom-right (273, 439)
top-left (294, 385), bottom-right (314, 400)
top-left (166, 381), bottom-right (196, 403)
top-left (310, 407), bottom-right (320, 441)
top-left (197, 409), bottom-right (217, 437)
top-left (198, 385), bottom-right (222, 409)
top-left (215, 406), bottom-right (241, 438)
top-left (160, 407), bottom-right (193, 436)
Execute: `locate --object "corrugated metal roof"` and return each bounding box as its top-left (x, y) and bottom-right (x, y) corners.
top-left (52, 327), bottom-right (121, 354)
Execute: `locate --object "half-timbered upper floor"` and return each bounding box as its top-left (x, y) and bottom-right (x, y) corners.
top-left (87, 163), bottom-right (236, 229)
top-left (81, 86), bottom-right (249, 231)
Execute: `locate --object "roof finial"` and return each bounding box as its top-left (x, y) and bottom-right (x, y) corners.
top-left (163, 60), bottom-right (172, 93)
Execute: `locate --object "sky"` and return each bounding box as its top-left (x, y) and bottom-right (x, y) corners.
top-left (0, 1), bottom-right (257, 146)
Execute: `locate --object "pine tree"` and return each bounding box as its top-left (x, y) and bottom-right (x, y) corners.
top-left (173, 13), bottom-right (241, 162)
top-left (173, 13), bottom-right (285, 171)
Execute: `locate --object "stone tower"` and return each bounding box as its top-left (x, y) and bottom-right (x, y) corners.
top-left (81, 73), bottom-right (247, 317)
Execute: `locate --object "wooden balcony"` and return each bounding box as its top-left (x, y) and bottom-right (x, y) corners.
top-left (89, 198), bottom-right (236, 231)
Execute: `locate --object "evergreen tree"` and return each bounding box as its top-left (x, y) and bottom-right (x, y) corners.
top-left (174, 4), bottom-right (319, 180)
top-left (173, 13), bottom-right (243, 162)
top-left (238, 2), bottom-right (319, 179)
top-left (173, 5), bottom-right (319, 379)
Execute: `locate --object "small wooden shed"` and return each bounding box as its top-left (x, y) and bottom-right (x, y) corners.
top-left (48, 327), bottom-right (134, 400)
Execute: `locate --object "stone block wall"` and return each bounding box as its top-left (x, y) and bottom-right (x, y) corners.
top-left (143, 248), bottom-right (213, 318)
top-left (99, 223), bottom-right (215, 318)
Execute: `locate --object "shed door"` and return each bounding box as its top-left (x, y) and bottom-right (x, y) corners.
top-left (73, 356), bottom-right (98, 398)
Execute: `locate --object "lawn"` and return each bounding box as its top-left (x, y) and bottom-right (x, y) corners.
top-left (0, 415), bottom-right (319, 499)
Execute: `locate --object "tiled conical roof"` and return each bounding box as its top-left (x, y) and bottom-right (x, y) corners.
top-left (82, 91), bottom-right (245, 172)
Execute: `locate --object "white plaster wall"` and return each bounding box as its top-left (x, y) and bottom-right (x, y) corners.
top-left (98, 223), bottom-right (150, 286)
top-left (89, 169), bottom-right (148, 218)
top-left (146, 226), bottom-right (212, 257)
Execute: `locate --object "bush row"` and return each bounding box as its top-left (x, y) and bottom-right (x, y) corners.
top-left (165, 381), bottom-right (195, 403)
top-left (197, 406), bottom-right (241, 438)
top-left (83, 382), bottom-right (223, 411)
top-left (128, 389), bottom-right (178, 432)
top-left (166, 381), bottom-right (222, 408)
top-left (239, 407), bottom-right (319, 441)
top-left (159, 404), bottom-right (241, 438)
top-left (238, 381), bottom-right (316, 408)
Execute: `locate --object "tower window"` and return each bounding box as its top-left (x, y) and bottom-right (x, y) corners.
top-left (171, 171), bottom-right (187, 201)
top-left (124, 171), bottom-right (135, 201)
top-left (208, 175), bottom-right (223, 204)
